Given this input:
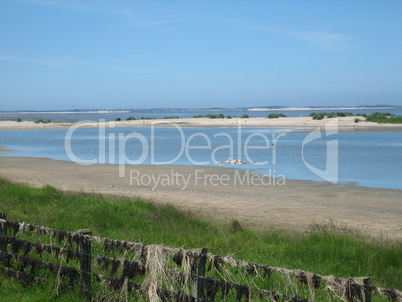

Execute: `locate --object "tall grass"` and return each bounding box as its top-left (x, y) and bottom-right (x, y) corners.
top-left (0, 178), bottom-right (401, 300)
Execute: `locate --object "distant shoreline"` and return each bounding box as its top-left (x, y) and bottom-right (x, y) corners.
top-left (1, 116), bottom-right (402, 132)
top-left (0, 106), bottom-right (399, 115)
top-left (0, 110), bottom-right (131, 115)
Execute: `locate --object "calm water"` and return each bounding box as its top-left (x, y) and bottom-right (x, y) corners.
top-left (1, 126), bottom-right (401, 190)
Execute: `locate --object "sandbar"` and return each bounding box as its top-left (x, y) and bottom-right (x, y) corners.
top-left (1, 157), bottom-right (401, 241)
top-left (1, 117), bottom-right (402, 132)
top-left (0, 147), bottom-right (12, 154)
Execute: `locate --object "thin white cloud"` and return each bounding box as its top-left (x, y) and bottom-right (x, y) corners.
top-left (3, 0), bottom-right (186, 31)
top-left (141, 19), bottom-right (185, 28)
top-left (215, 18), bottom-right (351, 52)
top-left (248, 25), bottom-right (351, 51)
top-left (294, 32), bottom-right (351, 51)
top-left (111, 7), bottom-right (186, 30)
top-left (0, 54), bottom-right (162, 73)
top-left (1, 0), bottom-right (90, 11)
top-left (0, 54), bottom-right (75, 67)
top-left (3, 1), bottom-right (350, 50)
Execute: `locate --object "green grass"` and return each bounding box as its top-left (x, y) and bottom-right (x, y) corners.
top-left (0, 178), bottom-right (401, 301)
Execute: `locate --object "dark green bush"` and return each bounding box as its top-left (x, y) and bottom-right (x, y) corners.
top-left (365, 112), bottom-right (402, 124)
top-left (34, 119), bottom-right (51, 124)
top-left (193, 114), bottom-right (225, 119)
top-left (268, 113), bottom-right (286, 119)
top-left (309, 112), bottom-right (354, 120)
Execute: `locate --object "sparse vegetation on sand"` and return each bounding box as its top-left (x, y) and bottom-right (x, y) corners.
top-left (308, 111), bottom-right (402, 123)
top-left (0, 178), bottom-right (401, 300)
top-left (365, 112), bottom-right (402, 124)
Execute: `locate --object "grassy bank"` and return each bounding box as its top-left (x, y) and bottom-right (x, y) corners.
top-left (0, 178), bottom-right (401, 301)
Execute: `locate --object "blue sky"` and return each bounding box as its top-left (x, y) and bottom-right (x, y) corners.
top-left (1, 0), bottom-right (401, 111)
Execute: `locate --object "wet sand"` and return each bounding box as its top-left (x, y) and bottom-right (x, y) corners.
top-left (1, 157), bottom-right (401, 240)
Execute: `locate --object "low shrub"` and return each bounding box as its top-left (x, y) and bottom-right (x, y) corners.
top-left (268, 113), bottom-right (286, 118)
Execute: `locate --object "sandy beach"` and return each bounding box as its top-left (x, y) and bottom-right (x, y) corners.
top-left (1, 116), bottom-right (402, 132)
top-left (0, 157), bottom-right (401, 240)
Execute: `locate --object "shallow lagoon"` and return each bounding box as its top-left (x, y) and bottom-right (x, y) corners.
top-left (1, 126), bottom-right (401, 190)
